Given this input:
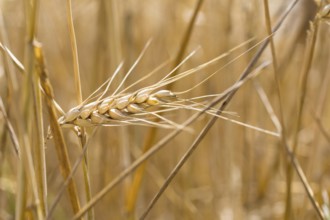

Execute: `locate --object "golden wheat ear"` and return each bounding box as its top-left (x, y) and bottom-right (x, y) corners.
top-left (58, 35), bottom-right (272, 131)
top-left (58, 88), bottom-right (179, 128)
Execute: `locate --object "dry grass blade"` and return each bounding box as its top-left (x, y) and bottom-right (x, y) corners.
top-left (0, 97), bottom-right (20, 157)
top-left (314, 55), bottom-right (330, 143)
top-left (129, 143), bottom-right (200, 216)
top-left (0, 43), bottom-right (25, 73)
top-left (34, 43), bottom-right (82, 216)
top-left (291, 7), bottom-right (324, 151)
top-left (66, 0), bottom-right (82, 104)
top-left (261, 1), bottom-right (294, 218)
top-left (286, 6), bottom-right (325, 219)
top-left (171, 0), bottom-right (205, 79)
top-left (282, 141), bottom-right (325, 219)
top-left (179, 103), bottom-right (280, 137)
top-left (253, 80), bottom-right (281, 134)
top-left (0, 9), bottom-right (18, 91)
top-left (263, 0), bottom-right (278, 71)
top-left (21, 133), bottom-right (44, 220)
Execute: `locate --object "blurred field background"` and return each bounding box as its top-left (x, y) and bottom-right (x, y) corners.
top-left (0, 0), bottom-right (330, 219)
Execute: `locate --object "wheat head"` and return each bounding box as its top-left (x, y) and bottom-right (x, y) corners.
top-left (58, 88), bottom-right (177, 128)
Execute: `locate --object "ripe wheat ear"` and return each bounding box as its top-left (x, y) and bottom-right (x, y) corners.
top-left (58, 88), bottom-right (180, 128)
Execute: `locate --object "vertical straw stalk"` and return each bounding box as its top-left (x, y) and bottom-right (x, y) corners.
top-left (65, 0), bottom-right (93, 219)
top-left (15, 0), bottom-right (44, 219)
top-left (34, 43), bottom-right (82, 217)
top-left (261, 1), bottom-right (293, 219)
top-left (286, 4), bottom-right (329, 219)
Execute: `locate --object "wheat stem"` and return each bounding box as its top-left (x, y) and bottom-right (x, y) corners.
top-left (35, 44), bottom-right (82, 216)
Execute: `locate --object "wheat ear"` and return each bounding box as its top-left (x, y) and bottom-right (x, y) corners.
top-left (59, 88), bottom-right (178, 128)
